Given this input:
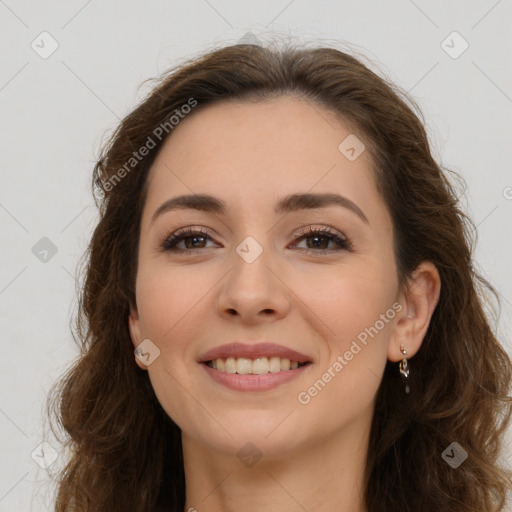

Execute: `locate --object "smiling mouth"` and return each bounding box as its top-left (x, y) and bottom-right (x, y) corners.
top-left (203, 356), bottom-right (312, 374)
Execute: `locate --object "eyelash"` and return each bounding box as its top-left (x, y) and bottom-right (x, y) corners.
top-left (159, 225), bottom-right (352, 255)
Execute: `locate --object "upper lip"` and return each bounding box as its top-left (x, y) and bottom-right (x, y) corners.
top-left (198, 342), bottom-right (313, 363)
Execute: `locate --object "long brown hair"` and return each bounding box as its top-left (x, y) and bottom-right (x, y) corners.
top-left (45, 40), bottom-right (512, 511)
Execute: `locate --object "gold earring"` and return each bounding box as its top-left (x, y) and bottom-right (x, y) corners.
top-left (399, 345), bottom-right (410, 394)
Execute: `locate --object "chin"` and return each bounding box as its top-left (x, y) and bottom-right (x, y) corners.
top-left (184, 410), bottom-right (308, 460)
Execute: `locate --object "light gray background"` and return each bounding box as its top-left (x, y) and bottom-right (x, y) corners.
top-left (1, 1), bottom-right (511, 510)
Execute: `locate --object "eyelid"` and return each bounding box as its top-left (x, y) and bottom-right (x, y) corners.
top-left (293, 224), bottom-right (345, 239)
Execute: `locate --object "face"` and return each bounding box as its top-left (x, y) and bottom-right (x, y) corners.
top-left (128, 95), bottom-right (401, 460)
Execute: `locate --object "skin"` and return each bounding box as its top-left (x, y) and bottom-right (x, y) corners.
top-left (128, 95), bottom-right (441, 512)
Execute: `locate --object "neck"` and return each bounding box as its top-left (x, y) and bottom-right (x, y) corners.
top-left (182, 420), bottom-right (371, 512)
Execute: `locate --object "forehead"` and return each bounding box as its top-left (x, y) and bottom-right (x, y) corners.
top-left (151, 95), bottom-right (368, 174)
top-left (142, 95), bottom-right (387, 227)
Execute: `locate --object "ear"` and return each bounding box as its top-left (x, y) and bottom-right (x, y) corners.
top-left (128, 303), bottom-right (147, 371)
top-left (388, 261), bottom-right (441, 362)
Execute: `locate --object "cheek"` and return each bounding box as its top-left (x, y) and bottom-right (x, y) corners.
top-left (135, 263), bottom-right (209, 341)
top-left (135, 266), bottom-right (206, 427)
top-left (295, 265), bottom-right (394, 395)
top-left (296, 275), bottom-right (394, 429)
top-left (296, 262), bottom-right (395, 337)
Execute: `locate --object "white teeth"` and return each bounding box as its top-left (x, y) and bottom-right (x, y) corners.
top-left (236, 357), bottom-right (252, 375)
top-left (253, 357), bottom-right (269, 375)
top-left (225, 357), bottom-right (237, 374)
top-left (207, 356), bottom-right (308, 374)
top-left (269, 356), bottom-right (281, 373)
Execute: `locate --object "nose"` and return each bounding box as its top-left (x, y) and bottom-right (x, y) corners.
top-left (215, 242), bottom-right (292, 324)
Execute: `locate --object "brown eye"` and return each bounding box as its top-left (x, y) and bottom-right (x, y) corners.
top-left (293, 227), bottom-right (351, 253)
top-left (160, 227), bottom-right (217, 252)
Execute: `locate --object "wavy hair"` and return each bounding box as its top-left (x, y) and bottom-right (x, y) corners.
top-left (45, 40), bottom-right (512, 511)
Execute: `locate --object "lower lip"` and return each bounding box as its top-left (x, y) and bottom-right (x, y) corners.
top-left (200, 362), bottom-right (312, 391)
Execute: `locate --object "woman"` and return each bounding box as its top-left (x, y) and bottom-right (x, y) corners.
top-left (46, 41), bottom-right (512, 511)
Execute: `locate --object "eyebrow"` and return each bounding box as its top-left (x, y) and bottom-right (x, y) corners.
top-left (150, 192), bottom-right (369, 225)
